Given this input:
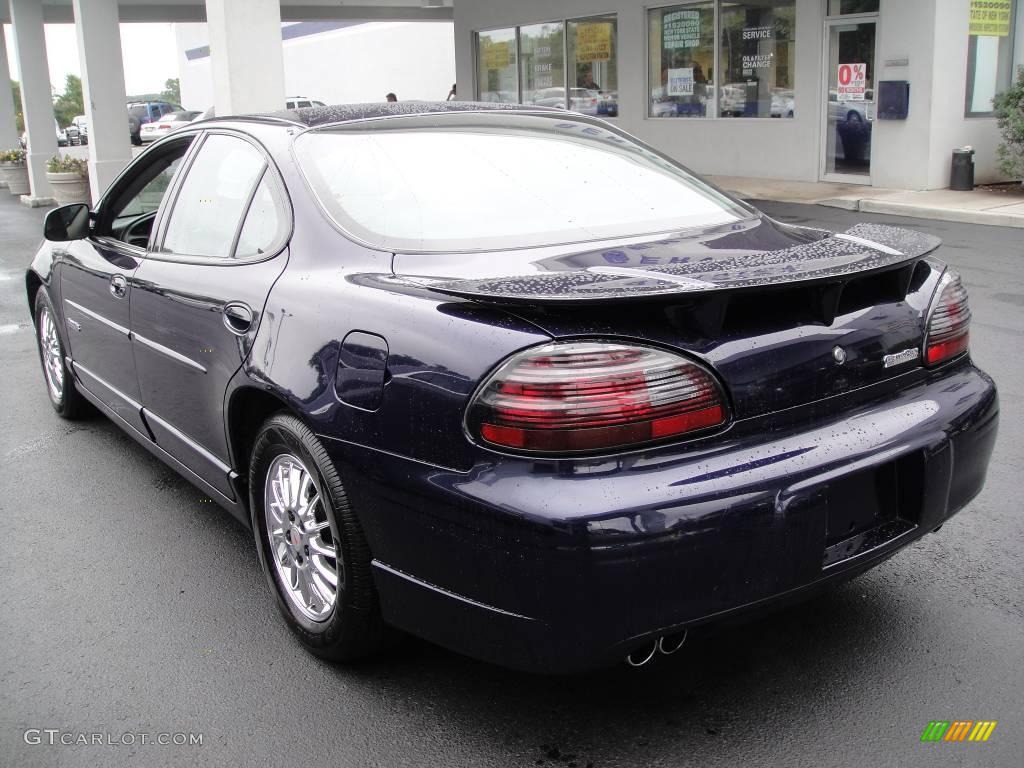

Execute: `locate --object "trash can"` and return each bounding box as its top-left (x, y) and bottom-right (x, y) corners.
top-left (950, 147), bottom-right (975, 191)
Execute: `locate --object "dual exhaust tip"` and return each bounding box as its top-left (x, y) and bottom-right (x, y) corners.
top-left (625, 630), bottom-right (687, 667)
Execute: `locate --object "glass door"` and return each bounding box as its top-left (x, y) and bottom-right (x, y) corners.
top-left (822, 19), bottom-right (877, 182)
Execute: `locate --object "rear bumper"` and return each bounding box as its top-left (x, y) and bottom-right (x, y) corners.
top-left (323, 362), bottom-right (998, 673)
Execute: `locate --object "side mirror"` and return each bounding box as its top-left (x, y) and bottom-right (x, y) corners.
top-left (44, 203), bottom-right (91, 242)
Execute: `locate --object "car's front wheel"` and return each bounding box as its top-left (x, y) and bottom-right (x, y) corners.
top-left (33, 290), bottom-right (88, 419)
top-left (250, 413), bottom-right (386, 660)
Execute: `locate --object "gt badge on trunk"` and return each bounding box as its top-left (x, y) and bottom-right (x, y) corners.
top-left (883, 348), bottom-right (921, 368)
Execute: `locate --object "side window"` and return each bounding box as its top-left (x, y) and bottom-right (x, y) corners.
top-left (235, 173), bottom-right (284, 257)
top-left (297, 100), bottom-right (312, 108)
top-left (115, 158), bottom-right (184, 220)
top-left (160, 134), bottom-right (266, 259)
top-left (100, 136), bottom-right (195, 246)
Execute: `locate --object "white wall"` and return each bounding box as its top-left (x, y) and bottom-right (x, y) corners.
top-left (454, 0), bottom-right (1021, 190)
top-left (870, 0), bottom-right (937, 190)
top-left (925, 0), bottom-right (1011, 187)
top-left (454, 0), bottom-right (826, 183)
top-left (175, 21), bottom-right (456, 112)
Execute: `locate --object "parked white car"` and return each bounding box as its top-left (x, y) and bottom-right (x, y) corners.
top-left (20, 119), bottom-right (67, 148)
top-left (829, 89), bottom-right (875, 122)
top-left (529, 87), bottom-right (601, 114)
top-left (285, 97), bottom-right (326, 109)
top-left (139, 110), bottom-right (202, 143)
top-left (770, 89), bottom-right (795, 118)
top-left (66, 115), bottom-right (89, 145)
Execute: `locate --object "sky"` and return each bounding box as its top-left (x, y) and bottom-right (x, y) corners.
top-left (4, 23), bottom-right (179, 96)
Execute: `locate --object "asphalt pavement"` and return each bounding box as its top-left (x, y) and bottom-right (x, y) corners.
top-left (0, 193), bottom-right (1021, 767)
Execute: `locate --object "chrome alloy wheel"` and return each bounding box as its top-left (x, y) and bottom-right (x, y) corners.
top-left (264, 453), bottom-right (342, 621)
top-left (38, 306), bottom-right (64, 401)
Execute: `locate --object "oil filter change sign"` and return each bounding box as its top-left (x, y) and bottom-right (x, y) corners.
top-left (837, 63), bottom-right (867, 100)
top-left (969, 0), bottom-right (1011, 36)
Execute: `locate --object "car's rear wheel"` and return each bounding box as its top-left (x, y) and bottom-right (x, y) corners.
top-left (33, 290), bottom-right (88, 419)
top-left (128, 116), bottom-right (142, 145)
top-left (250, 413), bottom-right (386, 660)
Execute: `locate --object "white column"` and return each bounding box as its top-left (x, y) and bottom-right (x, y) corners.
top-left (9, 0), bottom-right (56, 205)
top-left (205, 0), bottom-right (286, 115)
top-left (72, 0), bottom-right (133, 202)
top-left (0, 26), bottom-right (21, 157)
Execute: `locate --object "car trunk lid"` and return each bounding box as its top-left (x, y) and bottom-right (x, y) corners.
top-left (390, 216), bottom-right (943, 419)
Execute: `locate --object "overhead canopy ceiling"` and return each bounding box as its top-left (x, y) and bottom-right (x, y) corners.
top-left (0, 0), bottom-right (453, 24)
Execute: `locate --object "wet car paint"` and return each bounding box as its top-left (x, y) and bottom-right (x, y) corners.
top-left (26, 105), bottom-right (999, 672)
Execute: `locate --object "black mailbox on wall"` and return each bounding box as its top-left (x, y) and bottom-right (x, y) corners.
top-left (878, 80), bottom-right (910, 119)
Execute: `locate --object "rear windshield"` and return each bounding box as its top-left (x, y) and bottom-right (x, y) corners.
top-left (293, 113), bottom-right (751, 253)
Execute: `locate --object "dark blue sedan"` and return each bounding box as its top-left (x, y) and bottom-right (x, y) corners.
top-left (26, 102), bottom-right (998, 672)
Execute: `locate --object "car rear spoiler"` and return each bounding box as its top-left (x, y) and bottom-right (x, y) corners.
top-left (403, 224), bottom-right (941, 306)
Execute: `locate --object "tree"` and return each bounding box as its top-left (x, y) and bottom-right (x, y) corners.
top-left (52, 74), bottom-right (84, 128)
top-left (160, 78), bottom-right (181, 106)
top-left (10, 80), bottom-right (24, 133)
top-left (993, 66), bottom-right (1024, 183)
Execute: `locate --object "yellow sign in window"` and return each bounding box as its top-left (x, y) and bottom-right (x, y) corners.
top-left (969, 0), bottom-right (1011, 36)
top-left (576, 23), bottom-right (613, 63)
top-left (482, 40), bottom-right (511, 70)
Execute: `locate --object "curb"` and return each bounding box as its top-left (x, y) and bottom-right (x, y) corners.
top-left (816, 197), bottom-right (1024, 229)
top-left (858, 199), bottom-right (1024, 229)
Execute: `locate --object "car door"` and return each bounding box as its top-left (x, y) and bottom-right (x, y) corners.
top-left (60, 136), bottom-right (196, 435)
top-left (130, 131), bottom-right (290, 500)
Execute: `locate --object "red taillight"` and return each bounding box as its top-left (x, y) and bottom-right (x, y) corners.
top-left (925, 271), bottom-right (971, 366)
top-left (468, 342), bottom-right (728, 453)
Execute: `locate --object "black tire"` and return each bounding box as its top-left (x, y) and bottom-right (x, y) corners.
top-left (33, 289), bottom-right (89, 419)
top-left (128, 116), bottom-right (142, 145)
top-left (250, 413), bottom-right (386, 661)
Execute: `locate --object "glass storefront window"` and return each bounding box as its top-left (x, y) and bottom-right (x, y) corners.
top-left (719, 0), bottom-right (797, 119)
top-left (567, 16), bottom-right (619, 117)
top-left (648, 4), bottom-right (715, 118)
top-left (827, 0), bottom-right (880, 15)
top-left (965, 0), bottom-right (1017, 116)
top-left (520, 23), bottom-right (566, 107)
top-left (477, 28), bottom-right (519, 103)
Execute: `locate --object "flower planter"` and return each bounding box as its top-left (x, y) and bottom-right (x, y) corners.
top-left (46, 171), bottom-right (91, 206)
top-left (0, 161), bottom-right (30, 196)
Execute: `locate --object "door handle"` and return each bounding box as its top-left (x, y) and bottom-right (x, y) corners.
top-left (109, 274), bottom-right (127, 299)
top-left (223, 302), bottom-right (254, 335)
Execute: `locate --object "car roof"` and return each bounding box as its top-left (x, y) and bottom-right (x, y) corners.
top-left (262, 100), bottom-right (562, 128)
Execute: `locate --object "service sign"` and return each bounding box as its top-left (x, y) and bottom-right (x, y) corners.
top-left (837, 63), bottom-right (867, 100)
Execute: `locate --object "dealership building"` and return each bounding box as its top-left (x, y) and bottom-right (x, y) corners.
top-left (2, 0), bottom-right (1022, 203)
top-left (455, 0), bottom-right (1024, 189)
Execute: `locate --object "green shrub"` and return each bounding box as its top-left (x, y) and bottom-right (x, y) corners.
top-left (993, 66), bottom-right (1024, 181)
top-left (46, 154), bottom-right (89, 176)
top-left (0, 148), bottom-right (26, 164)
